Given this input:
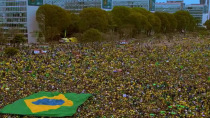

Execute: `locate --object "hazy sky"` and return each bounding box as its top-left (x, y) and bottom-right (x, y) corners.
top-left (156, 0), bottom-right (200, 4)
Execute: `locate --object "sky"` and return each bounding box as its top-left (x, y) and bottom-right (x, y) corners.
top-left (156, 0), bottom-right (200, 4)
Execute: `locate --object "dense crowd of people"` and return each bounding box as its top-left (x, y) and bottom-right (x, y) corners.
top-left (0, 37), bottom-right (210, 118)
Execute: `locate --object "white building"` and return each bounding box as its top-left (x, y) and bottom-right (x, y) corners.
top-left (0, 0), bottom-right (43, 43)
top-left (0, 0), bottom-right (28, 41)
top-left (155, 0), bottom-right (209, 27)
top-left (155, 2), bottom-right (185, 13)
top-left (185, 4), bottom-right (209, 26)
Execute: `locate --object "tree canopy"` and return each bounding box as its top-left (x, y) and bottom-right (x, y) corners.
top-left (147, 14), bottom-right (161, 34)
top-left (79, 8), bottom-right (109, 32)
top-left (154, 12), bottom-right (170, 33)
top-left (163, 13), bottom-right (177, 32)
top-left (12, 34), bottom-right (26, 47)
top-left (131, 7), bottom-right (151, 16)
top-left (36, 4), bottom-right (71, 41)
top-left (111, 6), bottom-right (131, 27)
top-left (82, 28), bottom-right (102, 42)
top-left (4, 47), bottom-right (19, 57)
top-left (204, 20), bottom-right (210, 30)
top-left (0, 28), bottom-right (6, 45)
top-left (174, 11), bottom-right (195, 32)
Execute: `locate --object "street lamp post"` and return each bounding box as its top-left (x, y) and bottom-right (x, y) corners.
top-left (41, 14), bottom-right (46, 43)
top-left (44, 16), bottom-right (46, 43)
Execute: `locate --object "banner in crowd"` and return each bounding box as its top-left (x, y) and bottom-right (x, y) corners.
top-left (149, 0), bottom-right (155, 11)
top-left (34, 49), bottom-right (40, 54)
top-left (102, 0), bottom-right (112, 9)
top-left (28, 0), bottom-right (43, 6)
top-left (34, 49), bottom-right (47, 54)
top-left (0, 91), bottom-right (92, 117)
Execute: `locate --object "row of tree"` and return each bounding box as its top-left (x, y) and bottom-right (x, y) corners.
top-left (0, 29), bottom-right (26, 46)
top-left (204, 19), bottom-right (210, 30)
top-left (35, 5), bottom-right (198, 42)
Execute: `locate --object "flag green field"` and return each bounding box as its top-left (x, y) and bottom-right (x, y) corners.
top-left (0, 91), bottom-right (92, 117)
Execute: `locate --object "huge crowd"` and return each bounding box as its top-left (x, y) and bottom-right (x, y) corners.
top-left (0, 36), bottom-right (210, 118)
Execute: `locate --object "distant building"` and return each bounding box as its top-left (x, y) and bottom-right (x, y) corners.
top-left (185, 4), bottom-right (209, 26)
top-left (79, 0), bottom-right (155, 12)
top-left (64, 0), bottom-right (101, 14)
top-left (55, 0), bottom-right (154, 13)
top-left (111, 0), bottom-right (154, 11)
top-left (200, 0), bottom-right (206, 4)
top-left (167, 0), bottom-right (183, 3)
top-left (155, 0), bottom-right (209, 26)
top-left (0, 0), bottom-right (28, 40)
top-left (155, 1), bottom-right (185, 13)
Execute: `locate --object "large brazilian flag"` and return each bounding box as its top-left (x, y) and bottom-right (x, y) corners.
top-left (0, 91), bottom-right (92, 117)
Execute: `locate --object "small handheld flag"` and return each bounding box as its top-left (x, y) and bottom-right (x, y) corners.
top-left (155, 62), bottom-right (159, 66)
top-left (150, 113), bottom-right (155, 116)
top-left (160, 111), bottom-right (166, 114)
